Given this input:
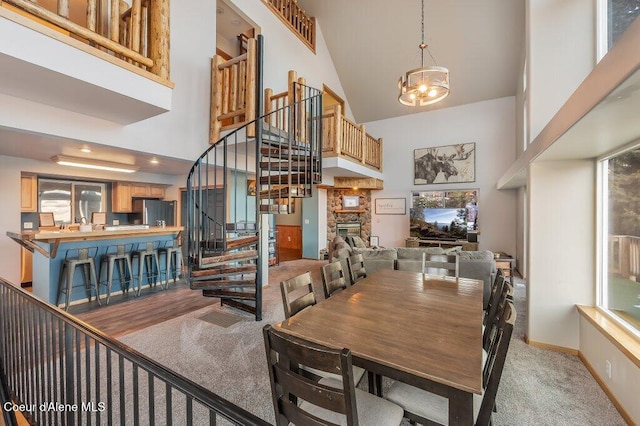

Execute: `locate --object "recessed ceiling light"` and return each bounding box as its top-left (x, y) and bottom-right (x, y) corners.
top-left (231, 19), bottom-right (241, 26)
top-left (80, 147), bottom-right (91, 153)
top-left (150, 158), bottom-right (159, 164)
top-left (216, 6), bottom-right (223, 14)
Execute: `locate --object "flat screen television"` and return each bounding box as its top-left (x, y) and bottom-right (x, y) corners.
top-left (410, 190), bottom-right (478, 241)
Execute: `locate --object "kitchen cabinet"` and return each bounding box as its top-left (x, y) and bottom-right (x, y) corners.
top-left (149, 184), bottom-right (165, 198)
top-left (132, 183), bottom-right (150, 197)
top-left (21, 173), bottom-right (38, 212)
top-left (131, 183), bottom-right (165, 198)
top-left (112, 182), bottom-right (132, 212)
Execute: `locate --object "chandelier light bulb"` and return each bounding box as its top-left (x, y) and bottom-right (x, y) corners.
top-left (409, 93), bottom-right (416, 100)
top-left (428, 89), bottom-right (438, 98)
top-left (419, 84), bottom-right (428, 93)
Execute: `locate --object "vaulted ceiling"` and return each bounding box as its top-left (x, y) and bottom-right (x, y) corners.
top-left (297, 0), bottom-right (526, 123)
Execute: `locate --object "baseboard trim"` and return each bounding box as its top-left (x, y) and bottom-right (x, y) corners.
top-left (578, 352), bottom-right (634, 425)
top-left (525, 337), bottom-right (579, 355)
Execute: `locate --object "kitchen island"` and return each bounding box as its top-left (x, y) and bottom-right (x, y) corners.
top-left (7, 226), bottom-right (184, 306)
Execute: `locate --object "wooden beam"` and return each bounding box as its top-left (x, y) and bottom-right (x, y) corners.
top-left (332, 177), bottom-right (383, 190)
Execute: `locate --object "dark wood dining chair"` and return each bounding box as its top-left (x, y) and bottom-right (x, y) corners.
top-left (424, 253), bottom-right (459, 277)
top-left (279, 271), bottom-right (317, 319)
top-left (280, 270), bottom-right (367, 385)
top-left (484, 272), bottom-right (506, 326)
top-left (385, 301), bottom-right (516, 426)
top-left (321, 261), bottom-right (348, 299)
top-left (263, 324), bottom-right (404, 426)
top-left (347, 253), bottom-right (367, 284)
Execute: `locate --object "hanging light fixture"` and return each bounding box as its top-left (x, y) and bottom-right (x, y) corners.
top-left (398, 0), bottom-right (449, 107)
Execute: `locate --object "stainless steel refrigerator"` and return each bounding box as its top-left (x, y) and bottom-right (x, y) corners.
top-left (133, 199), bottom-right (176, 226)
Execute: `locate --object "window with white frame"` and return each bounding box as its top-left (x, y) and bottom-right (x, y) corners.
top-left (600, 145), bottom-right (640, 335)
top-left (598, 0), bottom-right (640, 60)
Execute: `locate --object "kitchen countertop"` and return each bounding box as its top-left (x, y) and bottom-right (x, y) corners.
top-left (7, 226), bottom-right (184, 258)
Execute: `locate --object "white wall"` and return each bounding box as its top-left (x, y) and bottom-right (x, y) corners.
top-left (580, 317), bottom-right (640, 423)
top-left (527, 0), bottom-right (595, 141)
top-left (364, 97), bottom-right (518, 253)
top-left (528, 161), bottom-right (595, 348)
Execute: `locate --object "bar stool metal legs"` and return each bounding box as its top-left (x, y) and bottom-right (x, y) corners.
top-left (131, 241), bottom-right (161, 295)
top-left (56, 247), bottom-right (99, 311)
top-left (158, 239), bottom-right (182, 286)
top-left (99, 244), bottom-right (134, 304)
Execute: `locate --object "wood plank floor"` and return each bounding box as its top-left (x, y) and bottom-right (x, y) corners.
top-left (71, 280), bottom-right (220, 338)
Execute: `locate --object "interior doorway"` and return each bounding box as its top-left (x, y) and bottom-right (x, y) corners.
top-left (275, 198), bottom-right (302, 262)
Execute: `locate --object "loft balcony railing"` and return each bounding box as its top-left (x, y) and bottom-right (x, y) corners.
top-left (262, 0), bottom-right (315, 52)
top-left (0, 278), bottom-right (268, 425)
top-left (1, 0), bottom-right (170, 81)
top-left (322, 104), bottom-right (383, 172)
top-left (210, 38), bottom-right (257, 143)
top-left (264, 70), bottom-right (309, 143)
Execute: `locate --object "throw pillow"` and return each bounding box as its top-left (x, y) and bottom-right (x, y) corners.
top-left (351, 236), bottom-right (367, 248)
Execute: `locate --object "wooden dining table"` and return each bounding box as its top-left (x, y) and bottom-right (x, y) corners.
top-left (274, 268), bottom-right (484, 425)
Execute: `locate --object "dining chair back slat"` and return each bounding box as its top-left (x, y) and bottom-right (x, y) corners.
top-left (263, 324), bottom-right (358, 425)
top-left (280, 271), bottom-right (317, 319)
top-left (477, 301), bottom-right (516, 425)
top-left (484, 273), bottom-right (506, 326)
top-left (321, 261), bottom-right (348, 299)
top-left (347, 253), bottom-right (367, 284)
top-left (424, 254), bottom-right (459, 277)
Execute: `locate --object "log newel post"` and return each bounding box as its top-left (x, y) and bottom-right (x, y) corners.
top-left (149, 0), bottom-right (170, 80)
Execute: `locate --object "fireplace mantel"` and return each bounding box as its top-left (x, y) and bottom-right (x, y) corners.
top-left (334, 209), bottom-right (365, 213)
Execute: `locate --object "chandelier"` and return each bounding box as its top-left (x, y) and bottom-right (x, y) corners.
top-left (398, 0), bottom-right (450, 107)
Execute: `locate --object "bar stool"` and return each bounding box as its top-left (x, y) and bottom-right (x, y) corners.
top-left (158, 239), bottom-right (182, 286)
top-left (56, 247), bottom-right (99, 311)
top-left (131, 241), bottom-right (161, 294)
top-left (98, 243), bottom-right (134, 304)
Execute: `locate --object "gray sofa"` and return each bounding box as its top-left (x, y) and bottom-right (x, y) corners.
top-left (329, 240), bottom-right (496, 308)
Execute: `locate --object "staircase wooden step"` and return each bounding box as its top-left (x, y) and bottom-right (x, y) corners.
top-left (202, 290), bottom-right (256, 300)
top-left (221, 298), bottom-right (258, 317)
top-left (258, 187), bottom-right (311, 199)
top-left (191, 264), bottom-right (257, 278)
top-left (227, 235), bottom-right (259, 249)
top-left (259, 204), bottom-right (292, 214)
top-left (259, 161), bottom-right (318, 171)
top-left (225, 222), bottom-right (257, 232)
top-left (200, 250), bottom-right (258, 267)
top-left (190, 279), bottom-right (256, 290)
top-left (259, 173), bottom-right (320, 185)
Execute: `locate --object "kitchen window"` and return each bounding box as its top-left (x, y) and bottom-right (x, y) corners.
top-left (38, 179), bottom-right (106, 225)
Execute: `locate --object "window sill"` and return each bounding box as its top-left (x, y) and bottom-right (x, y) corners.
top-left (576, 305), bottom-right (640, 368)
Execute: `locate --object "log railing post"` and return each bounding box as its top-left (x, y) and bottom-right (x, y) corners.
top-left (149, 0), bottom-right (170, 80)
top-left (360, 124), bottom-right (366, 164)
top-left (245, 38), bottom-right (256, 137)
top-left (57, 0), bottom-right (68, 18)
top-left (334, 104), bottom-right (342, 156)
top-left (131, 0), bottom-right (142, 53)
top-left (210, 56), bottom-right (224, 144)
top-left (110, 0), bottom-right (119, 43)
top-left (378, 138), bottom-right (383, 171)
top-left (86, 0), bottom-right (97, 32)
top-left (298, 77), bottom-right (306, 142)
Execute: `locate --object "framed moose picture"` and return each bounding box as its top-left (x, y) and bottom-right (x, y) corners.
top-left (414, 143), bottom-right (475, 185)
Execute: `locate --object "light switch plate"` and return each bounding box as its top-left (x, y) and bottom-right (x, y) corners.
top-left (112, 219), bottom-right (120, 225)
top-left (24, 222), bottom-right (33, 229)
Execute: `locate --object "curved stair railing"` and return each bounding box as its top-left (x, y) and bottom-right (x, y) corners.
top-left (186, 72), bottom-right (322, 321)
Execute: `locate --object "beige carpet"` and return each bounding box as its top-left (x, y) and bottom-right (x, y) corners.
top-left (118, 259), bottom-right (625, 425)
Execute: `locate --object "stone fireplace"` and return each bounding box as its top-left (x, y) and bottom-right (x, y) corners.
top-left (327, 189), bottom-right (372, 244)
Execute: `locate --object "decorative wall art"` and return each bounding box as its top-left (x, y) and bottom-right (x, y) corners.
top-left (342, 195), bottom-right (360, 209)
top-left (414, 143), bottom-right (476, 184)
top-left (247, 179), bottom-right (257, 196)
top-left (375, 198), bottom-right (406, 215)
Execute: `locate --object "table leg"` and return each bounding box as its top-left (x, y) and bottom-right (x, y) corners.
top-left (448, 389), bottom-right (473, 425)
